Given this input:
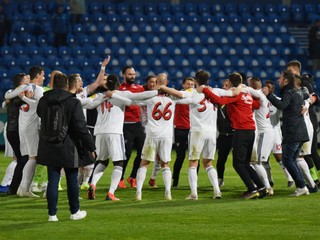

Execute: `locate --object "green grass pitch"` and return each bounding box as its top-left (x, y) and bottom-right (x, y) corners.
top-left (0, 150), bottom-right (319, 240)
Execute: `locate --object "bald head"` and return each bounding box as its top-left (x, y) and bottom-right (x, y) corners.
top-left (156, 73), bottom-right (168, 85)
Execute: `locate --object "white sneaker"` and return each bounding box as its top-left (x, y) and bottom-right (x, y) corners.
top-left (267, 187), bottom-right (274, 196)
top-left (185, 194), bottom-right (198, 200)
top-left (19, 190), bottom-right (40, 198)
top-left (41, 183), bottom-right (48, 191)
top-left (31, 186), bottom-right (42, 193)
top-left (165, 191), bottom-right (172, 200)
top-left (290, 187), bottom-right (310, 197)
top-left (214, 191), bottom-right (222, 199)
top-left (135, 192), bottom-right (142, 201)
top-left (70, 210), bottom-right (87, 220)
top-left (48, 215), bottom-right (58, 222)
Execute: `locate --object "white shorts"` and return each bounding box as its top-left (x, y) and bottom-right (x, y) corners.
top-left (300, 116), bottom-right (314, 156)
top-left (95, 133), bottom-right (126, 162)
top-left (188, 130), bottom-right (216, 160)
top-left (4, 124), bottom-right (14, 157)
top-left (19, 128), bottom-right (39, 157)
top-left (141, 137), bottom-right (173, 163)
top-left (272, 126), bottom-right (282, 154)
top-left (256, 131), bottom-right (274, 163)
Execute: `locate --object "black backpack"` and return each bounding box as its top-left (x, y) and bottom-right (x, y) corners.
top-left (41, 100), bottom-right (70, 144)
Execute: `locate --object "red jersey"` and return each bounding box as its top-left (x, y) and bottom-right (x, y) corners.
top-left (174, 104), bottom-right (190, 129)
top-left (203, 88), bottom-right (257, 130)
top-left (119, 82), bottom-right (145, 122)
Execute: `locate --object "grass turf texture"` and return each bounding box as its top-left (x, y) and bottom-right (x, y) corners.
top-left (0, 150), bottom-right (319, 240)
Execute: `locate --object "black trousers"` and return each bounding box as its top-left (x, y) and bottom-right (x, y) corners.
top-left (232, 130), bottom-right (264, 192)
top-left (121, 122), bottom-right (146, 179)
top-left (7, 130), bottom-right (28, 194)
top-left (216, 133), bottom-right (233, 179)
top-left (172, 128), bottom-right (189, 186)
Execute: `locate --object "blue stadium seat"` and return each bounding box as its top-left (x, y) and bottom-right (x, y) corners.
top-left (102, 2), bottom-right (116, 14)
top-left (88, 2), bottom-right (103, 14)
top-left (277, 5), bottom-right (290, 22)
top-left (238, 3), bottom-right (250, 15)
top-left (184, 3), bottom-right (197, 15)
top-left (198, 3), bottom-right (211, 16)
top-left (291, 4), bottom-right (305, 23)
top-left (73, 24), bottom-right (87, 34)
top-left (1, 46), bottom-right (14, 57)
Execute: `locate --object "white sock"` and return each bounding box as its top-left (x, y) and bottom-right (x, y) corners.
top-left (188, 167), bottom-right (198, 196)
top-left (91, 163), bottom-right (107, 186)
top-left (297, 157), bottom-right (316, 188)
top-left (136, 167), bottom-right (147, 194)
top-left (150, 161), bottom-right (161, 180)
top-left (206, 166), bottom-right (220, 194)
top-left (83, 164), bottom-right (94, 185)
top-left (1, 160), bottom-right (17, 186)
top-left (279, 161), bottom-right (293, 181)
top-left (21, 160), bottom-right (37, 192)
top-left (162, 167), bottom-right (172, 192)
top-left (252, 163), bottom-right (271, 188)
top-left (109, 166), bottom-right (122, 194)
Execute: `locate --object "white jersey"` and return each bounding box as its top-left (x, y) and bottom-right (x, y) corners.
top-left (85, 92), bottom-right (131, 135)
top-left (246, 88), bottom-right (273, 133)
top-left (269, 95), bottom-right (282, 128)
top-left (177, 88), bottom-right (232, 132)
top-left (86, 90), bottom-right (158, 135)
top-left (5, 83), bottom-right (44, 130)
top-left (136, 94), bottom-right (176, 138)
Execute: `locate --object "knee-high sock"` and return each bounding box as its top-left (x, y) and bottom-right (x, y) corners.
top-left (136, 167), bottom-right (147, 194)
top-left (1, 160), bottom-right (17, 186)
top-left (150, 161), bottom-right (161, 180)
top-left (91, 163), bottom-right (107, 186)
top-left (188, 167), bottom-right (198, 196)
top-left (297, 157), bottom-right (316, 188)
top-left (262, 161), bottom-right (273, 183)
top-left (206, 166), bottom-right (220, 194)
top-left (162, 167), bottom-right (172, 192)
top-left (20, 160), bottom-right (37, 192)
top-left (252, 163), bottom-right (271, 188)
top-left (278, 161), bottom-right (293, 182)
top-left (83, 164), bottom-right (94, 184)
top-left (109, 166), bottom-right (122, 194)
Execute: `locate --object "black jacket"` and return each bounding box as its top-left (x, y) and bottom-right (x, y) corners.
top-left (6, 96), bottom-right (23, 132)
top-left (36, 89), bottom-right (95, 168)
top-left (267, 85), bottom-right (309, 144)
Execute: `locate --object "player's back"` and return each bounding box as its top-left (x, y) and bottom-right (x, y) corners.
top-left (94, 92), bottom-right (127, 135)
top-left (189, 89), bottom-right (217, 132)
top-left (145, 94), bottom-right (175, 138)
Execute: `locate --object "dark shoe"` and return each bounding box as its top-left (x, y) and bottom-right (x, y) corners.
top-left (87, 184), bottom-right (96, 200)
top-left (308, 185), bottom-right (318, 193)
top-left (258, 187), bottom-right (267, 198)
top-left (243, 190), bottom-right (259, 199)
top-left (287, 181), bottom-right (294, 188)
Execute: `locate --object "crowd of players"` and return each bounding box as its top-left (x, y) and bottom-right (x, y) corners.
top-left (1, 56), bottom-right (319, 221)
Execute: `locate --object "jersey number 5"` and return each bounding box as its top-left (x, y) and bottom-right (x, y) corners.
top-left (152, 102), bottom-right (172, 120)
